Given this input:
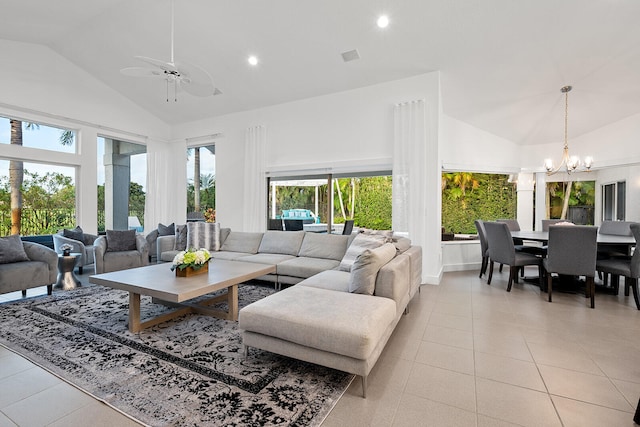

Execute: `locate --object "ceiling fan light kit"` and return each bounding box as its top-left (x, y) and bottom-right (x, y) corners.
top-left (120, 0), bottom-right (218, 102)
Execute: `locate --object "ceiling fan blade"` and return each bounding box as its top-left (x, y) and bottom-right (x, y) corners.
top-left (134, 56), bottom-right (178, 73)
top-left (120, 67), bottom-right (164, 77)
top-left (176, 61), bottom-right (217, 97)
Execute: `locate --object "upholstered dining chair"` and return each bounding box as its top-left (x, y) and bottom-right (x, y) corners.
top-left (596, 223), bottom-right (640, 310)
top-left (484, 221), bottom-right (543, 291)
top-left (342, 220), bottom-right (354, 235)
top-left (541, 219), bottom-right (571, 231)
top-left (543, 225), bottom-right (598, 308)
top-left (474, 220), bottom-right (489, 278)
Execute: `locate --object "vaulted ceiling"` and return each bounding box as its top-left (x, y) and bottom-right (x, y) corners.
top-left (2, 0), bottom-right (639, 145)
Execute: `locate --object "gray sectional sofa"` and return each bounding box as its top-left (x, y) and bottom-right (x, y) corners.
top-left (155, 227), bottom-right (422, 396)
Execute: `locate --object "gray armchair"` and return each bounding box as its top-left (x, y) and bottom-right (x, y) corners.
top-left (94, 233), bottom-right (149, 274)
top-left (53, 229), bottom-right (98, 274)
top-left (543, 225), bottom-right (598, 308)
top-left (0, 240), bottom-right (57, 296)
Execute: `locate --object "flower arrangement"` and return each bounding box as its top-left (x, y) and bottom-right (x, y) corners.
top-left (204, 208), bottom-right (216, 223)
top-left (60, 243), bottom-right (73, 256)
top-left (171, 248), bottom-right (211, 272)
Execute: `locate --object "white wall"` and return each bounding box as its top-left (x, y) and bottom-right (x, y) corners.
top-left (173, 72), bottom-right (443, 283)
top-left (0, 39), bottom-right (172, 234)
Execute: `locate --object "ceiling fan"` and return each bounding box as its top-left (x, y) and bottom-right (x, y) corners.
top-left (120, 0), bottom-right (220, 102)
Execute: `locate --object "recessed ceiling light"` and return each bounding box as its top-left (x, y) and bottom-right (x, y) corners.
top-left (248, 55), bottom-right (258, 66)
top-left (377, 15), bottom-right (389, 28)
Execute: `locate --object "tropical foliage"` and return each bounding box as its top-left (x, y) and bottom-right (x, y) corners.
top-left (442, 172), bottom-right (517, 234)
top-left (547, 180), bottom-right (595, 223)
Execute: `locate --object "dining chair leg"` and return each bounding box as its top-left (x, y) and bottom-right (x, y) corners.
top-left (624, 276), bottom-right (630, 296)
top-left (587, 276), bottom-right (595, 308)
top-left (507, 266), bottom-right (516, 292)
top-left (499, 263), bottom-right (504, 273)
top-left (487, 261), bottom-right (494, 285)
top-left (479, 256), bottom-right (488, 278)
top-left (547, 272), bottom-right (553, 302)
top-left (628, 277), bottom-right (640, 310)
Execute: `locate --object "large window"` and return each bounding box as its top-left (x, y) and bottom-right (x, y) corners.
top-left (0, 117), bottom-right (77, 236)
top-left (602, 181), bottom-right (626, 221)
top-left (441, 172), bottom-right (516, 234)
top-left (547, 180), bottom-right (595, 225)
top-left (268, 173), bottom-right (392, 232)
top-left (0, 160), bottom-right (76, 236)
top-left (97, 137), bottom-right (147, 232)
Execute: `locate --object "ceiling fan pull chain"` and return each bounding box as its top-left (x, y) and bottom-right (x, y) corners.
top-left (175, 79), bottom-right (178, 102)
top-left (166, 79), bottom-right (169, 102)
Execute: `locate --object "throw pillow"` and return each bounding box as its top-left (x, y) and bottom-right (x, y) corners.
top-left (0, 235), bottom-right (30, 264)
top-left (157, 222), bottom-right (175, 236)
top-left (338, 233), bottom-right (391, 272)
top-left (63, 226), bottom-right (84, 242)
top-left (349, 243), bottom-right (397, 295)
top-left (186, 222), bottom-right (221, 251)
top-left (174, 224), bottom-right (188, 251)
top-left (106, 229), bottom-right (137, 252)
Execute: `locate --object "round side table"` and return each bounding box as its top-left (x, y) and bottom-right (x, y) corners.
top-left (55, 252), bottom-right (82, 290)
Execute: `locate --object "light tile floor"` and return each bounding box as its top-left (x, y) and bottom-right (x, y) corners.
top-left (1, 268), bottom-right (640, 426)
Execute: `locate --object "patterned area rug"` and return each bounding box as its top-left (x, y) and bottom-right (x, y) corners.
top-left (0, 283), bottom-right (352, 426)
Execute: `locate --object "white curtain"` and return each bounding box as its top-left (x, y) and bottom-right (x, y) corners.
top-left (393, 99), bottom-right (427, 264)
top-left (243, 126), bottom-right (266, 231)
top-left (145, 140), bottom-right (187, 233)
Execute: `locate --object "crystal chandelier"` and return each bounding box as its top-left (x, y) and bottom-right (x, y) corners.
top-left (544, 85), bottom-right (593, 175)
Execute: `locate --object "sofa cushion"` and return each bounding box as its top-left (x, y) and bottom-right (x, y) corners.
top-left (106, 229), bottom-right (137, 252)
top-left (349, 243), bottom-right (397, 295)
top-left (276, 257), bottom-right (341, 279)
top-left (258, 231), bottom-right (304, 256)
top-left (338, 233), bottom-right (390, 272)
top-left (186, 222), bottom-right (221, 251)
top-left (157, 222), bottom-right (175, 236)
top-left (62, 226), bottom-right (84, 243)
top-left (240, 253), bottom-right (296, 266)
top-left (174, 224), bottom-right (188, 251)
top-left (239, 285), bottom-right (396, 360)
top-left (298, 233), bottom-right (349, 261)
top-left (220, 232), bottom-right (263, 254)
top-left (0, 235), bottom-right (30, 264)
top-left (210, 251), bottom-right (252, 261)
top-left (297, 270), bottom-right (350, 292)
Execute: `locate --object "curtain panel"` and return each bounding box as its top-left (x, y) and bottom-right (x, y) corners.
top-left (243, 126), bottom-right (267, 231)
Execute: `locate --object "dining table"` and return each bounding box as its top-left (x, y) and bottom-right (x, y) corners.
top-left (510, 230), bottom-right (636, 249)
top-left (510, 230), bottom-right (636, 293)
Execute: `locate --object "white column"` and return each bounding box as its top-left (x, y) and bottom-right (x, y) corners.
top-left (534, 172), bottom-right (547, 230)
top-left (516, 173), bottom-right (535, 231)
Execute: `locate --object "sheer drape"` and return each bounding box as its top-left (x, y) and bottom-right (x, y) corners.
top-left (243, 126), bottom-right (266, 231)
top-left (393, 99), bottom-right (427, 251)
top-left (145, 140), bottom-right (187, 233)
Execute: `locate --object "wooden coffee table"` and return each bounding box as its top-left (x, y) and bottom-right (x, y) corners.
top-left (89, 259), bottom-right (276, 332)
